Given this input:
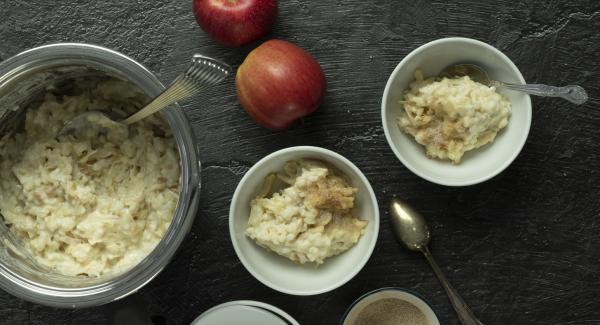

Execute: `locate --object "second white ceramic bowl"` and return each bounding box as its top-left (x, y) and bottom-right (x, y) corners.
top-left (229, 146), bottom-right (379, 295)
top-left (382, 37), bottom-right (532, 186)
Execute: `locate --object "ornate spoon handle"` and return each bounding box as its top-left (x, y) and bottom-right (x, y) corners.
top-left (124, 54), bottom-right (231, 124)
top-left (491, 80), bottom-right (588, 105)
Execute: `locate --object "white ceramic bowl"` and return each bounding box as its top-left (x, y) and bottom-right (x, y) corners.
top-left (229, 146), bottom-right (379, 295)
top-left (382, 37), bottom-right (532, 186)
top-left (191, 300), bottom-right (299, 325)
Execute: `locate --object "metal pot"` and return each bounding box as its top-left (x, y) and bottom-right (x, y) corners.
top-left (0, 43), bottom-right (200, 308)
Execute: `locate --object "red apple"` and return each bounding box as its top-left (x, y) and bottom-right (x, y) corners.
top-left (236, 39), bottom-right (327, 130)
top-left (193, 0), bottom-right (277, 47)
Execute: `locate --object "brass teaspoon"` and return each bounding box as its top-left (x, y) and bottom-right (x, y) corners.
top-left (389, 198), bottom-right (484, 325)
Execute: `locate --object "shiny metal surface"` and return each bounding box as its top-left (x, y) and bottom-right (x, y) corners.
top-left (59, 54), bottom-right (231, 136)
top-left (389, 198), bottom-right (484, 325)
top-left (441, 63), bottom-right (588, 104)
top-left (0, 43), bottom-right (201, 308)
top-left (389, 198), bottom-right (430, 251)
top-left (124, 54), bottom-right (231, 124)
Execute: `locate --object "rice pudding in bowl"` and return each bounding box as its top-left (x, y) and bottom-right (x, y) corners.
top-left (230, 146), bottom-right (379, 295)
top-left (246, 159), bottom-right (368, 264)
top-left (381, 37), bottom-right (532, 186)
top-left (0, 79), bottom-right (179, 278)
top-left (398, 70), bottom-right (511, 164)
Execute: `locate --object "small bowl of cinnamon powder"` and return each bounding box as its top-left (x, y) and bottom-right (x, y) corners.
top-left (341, 288), bottom-right (440, 325)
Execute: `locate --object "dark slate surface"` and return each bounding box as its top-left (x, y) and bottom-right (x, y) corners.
top-left (1, 1), bottom-right (599, 324)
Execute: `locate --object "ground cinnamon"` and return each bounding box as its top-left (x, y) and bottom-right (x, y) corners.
top-left (352, 298), bottom-right (427, 325)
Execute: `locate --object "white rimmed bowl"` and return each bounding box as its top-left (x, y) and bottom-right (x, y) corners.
top-left (229, 146), bottom-right (379, 295)
top-left (382, 37), bottom-right (532, 186)
top-left (191, 300), bottom-right (299, 325)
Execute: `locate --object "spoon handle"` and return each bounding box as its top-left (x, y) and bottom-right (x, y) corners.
top-left (491, 81), bottom-right (588, 105)
top-left (124, 54), bottom-right (231, 125)
top-left (422, 246), bottom-right (484, 325)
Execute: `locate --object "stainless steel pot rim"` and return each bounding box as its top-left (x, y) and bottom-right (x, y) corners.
top-left (0, 43), bottom-right (200, 308)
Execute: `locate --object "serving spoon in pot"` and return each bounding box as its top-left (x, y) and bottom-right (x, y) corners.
top-left (440, 63), bottom-right (588, 105)
top-left (58, 54), bottom-right (231, 137)
top-left (389, 198), bottom-right (484, 325)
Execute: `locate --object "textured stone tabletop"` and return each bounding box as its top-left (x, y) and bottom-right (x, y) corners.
top-left (1, 1), bottom-right (599, 324)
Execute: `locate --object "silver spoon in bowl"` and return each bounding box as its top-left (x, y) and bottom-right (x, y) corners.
top-left (440, 63), bottom-right (588, 105)
top-left (58, 54), bottom-right (231, 137)
top-left (389, 198), bottom-right (484, 325)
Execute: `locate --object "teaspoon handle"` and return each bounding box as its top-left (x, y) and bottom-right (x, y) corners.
top-left (421, 246), bottom-right (484, 325)
top-left (491, 81), bottom-right (588, 105)
top-left (123, 54), bottom-right (231, 125)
